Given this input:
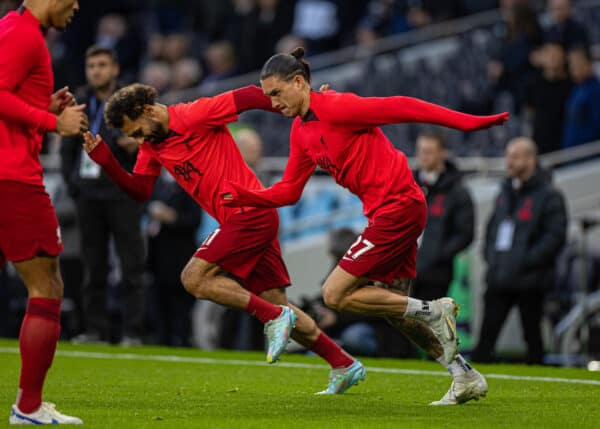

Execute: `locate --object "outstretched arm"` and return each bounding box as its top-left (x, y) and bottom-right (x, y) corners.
top-left (83, 132), bottom-right (157, 202)
top-left (177, 85), bottom-right (279, 129)
top-left (221, 133), bottom-right (316, 208)
top-left (319, 92), bottom-right (509, 131)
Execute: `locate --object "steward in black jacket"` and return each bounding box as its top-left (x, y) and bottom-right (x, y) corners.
top-left (473, 137), bottom-right (567, 364)
top-left (483, 171), bottom-right (567, 291)
top-left (413, 161), bottom-right (475, 300)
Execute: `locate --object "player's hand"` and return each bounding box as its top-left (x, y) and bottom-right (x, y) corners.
top-left (319, 83), bottom-right (330, 92)
top-left (82, 131), bottom-right (102, 153)
top-left (49, 86), bottom-right (76, 114)
top-left (56, 104), bottom-right (88, 137)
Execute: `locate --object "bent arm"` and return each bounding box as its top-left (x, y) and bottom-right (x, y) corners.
top-left (88, 139), bottom-right (157, 202)
top-left (321, 92), bottom-right (508, 131)
top-left (0, 89), bottom-right (56, 131)
top-left (222, 134), bottom-right (315, 208)
top-left (232, 85), bottom-right (280, 114)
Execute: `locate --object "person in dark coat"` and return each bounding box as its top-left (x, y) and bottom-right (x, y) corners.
top-left (61, 46), bottom-right (145, 345)
top-left (146, 170), bottom-right (202, 347)
top-left (473, 137), bottom-right (568, 364)
top-left (413, 131), bottom-right (475, 301)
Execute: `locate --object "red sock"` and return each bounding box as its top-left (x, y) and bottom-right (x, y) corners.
top-left (310, 333), bottom-right (354, 369)
top-left (17, 298), bottom-right (61, 413)
top-left (245, 294), bottom-right (283, 324)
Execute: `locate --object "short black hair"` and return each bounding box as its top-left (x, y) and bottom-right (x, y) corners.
top-left (85, 45), bottom-right (119, 63)
top-left (104, 83), bottom-right (157, 129)
top-left (260, 47), bottom-right (311, 83)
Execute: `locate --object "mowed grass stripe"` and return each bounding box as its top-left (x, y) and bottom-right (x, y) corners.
top-left (1, 346), bottom-right (599, 386)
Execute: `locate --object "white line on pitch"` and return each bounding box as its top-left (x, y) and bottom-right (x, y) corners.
top-left (1, 347), bottom-right (599, 386)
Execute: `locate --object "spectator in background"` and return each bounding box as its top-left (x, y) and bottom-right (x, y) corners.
top-left (413, 131), bottom-right (474, 301)
top-left (227, 0), bottom-right (295, 73)
top-left (406, 0), bottom-right (464, 29)
top-left (488, 3), bottom-right (543, 113)
top-left (95, 13), bottom-right (143, 84)
top-left (543, 0), bottom-right (589, 50)
top-left (292, 0), bottom-right (341, 53)
top-left (276, 34), bottom-right (308, 54)
top-left (161, 33), bottom-right (191, 65)
top-left (525, 43), bottom-right (572, 154)
top-left (473, 137), bottom-right (567, 364)
top-left (236, 128), bottom-right (269, 184)
top-left (356, 0), bottom-right (410, 48)
top-left (140, 61), bottom-right (172, 95)
top-left (562, 45), bottom-right (600, 149)
top-left (61, 46), bottom-right (146, 346)
top-left (146, 170), bottom-right (203, 347)
top-left (201, 40), bottom-right (239, 87)
top-left (171, 58), bottom-right (203, 91)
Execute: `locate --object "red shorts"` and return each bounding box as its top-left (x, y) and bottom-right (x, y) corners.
top-left (194, 208), bottom-right (291, 295)
top-left (338, 199), bottom-right (427, 284)
top-left (0, 181), bottom-right (63, 268)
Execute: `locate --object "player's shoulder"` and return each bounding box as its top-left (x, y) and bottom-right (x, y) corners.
top-left (0, 11), bottom-right (44, 46)
top-left (311, 90), bottom-right (352, 110)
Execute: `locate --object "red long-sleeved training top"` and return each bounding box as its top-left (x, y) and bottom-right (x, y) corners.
top-left (88, 85), bottom-right (276, 224)
top-left (222, 90), bottom-right (508, 221)
top-left (0, 8), bottom-right (57, 185)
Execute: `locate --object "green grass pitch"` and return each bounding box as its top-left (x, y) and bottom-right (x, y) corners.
top-left (1, 338), bottom-right (599, 428)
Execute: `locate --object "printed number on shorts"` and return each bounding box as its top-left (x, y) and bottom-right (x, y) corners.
top-left (200, 228), bottom-right (221, 248)
top-left (346, 235), bottom-right (375, 260)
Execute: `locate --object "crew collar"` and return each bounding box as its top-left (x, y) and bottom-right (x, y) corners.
top-left (17, 5), bottom-right (47, 34)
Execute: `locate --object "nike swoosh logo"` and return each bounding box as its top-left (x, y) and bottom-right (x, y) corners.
top-left (444, 316), bottom-right (456, 341)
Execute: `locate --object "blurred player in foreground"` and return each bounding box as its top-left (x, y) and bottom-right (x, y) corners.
top-left (0, 0), bottom-right (88, 424)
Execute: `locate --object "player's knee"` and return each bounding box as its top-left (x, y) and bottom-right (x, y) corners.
top-left (322, 286), bottom-right (342, 311)
top-left (180, 265), bottom-right (212, 299)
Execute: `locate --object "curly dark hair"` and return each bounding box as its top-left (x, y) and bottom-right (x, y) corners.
top-left (104, 83), bottom-right (158, 129)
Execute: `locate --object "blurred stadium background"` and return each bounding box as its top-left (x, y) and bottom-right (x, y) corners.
top-left (2, 0), bottom-right (600, 371)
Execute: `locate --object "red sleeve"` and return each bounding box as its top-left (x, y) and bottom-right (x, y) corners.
top-left (0, 26), bottom-right (56, 131)
top-left (174, 91), bottom-right (239, 129)
top-left (88, 139), bottom-right (157, 202)
top-left (221, 123), bottom-right (315, 208)
top-left (316, 92), bottom-right (509, 132)
top-left (133, 144), bottom-right (162, 177)
top-left (232, 85), bottom-right (280, 114)
top-left (175, 86), bottom-right (279, 131)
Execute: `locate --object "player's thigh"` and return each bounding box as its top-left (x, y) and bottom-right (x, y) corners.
top-left (13, 255), bottom-right (63, 299)
top-left (322, 265), bottom-right (370, 307)
top-left (180, 256), bottom-right (222, 288)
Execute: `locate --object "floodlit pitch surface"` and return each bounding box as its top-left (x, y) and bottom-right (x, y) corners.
top-left (1, 339), bottom-right (598, 428)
